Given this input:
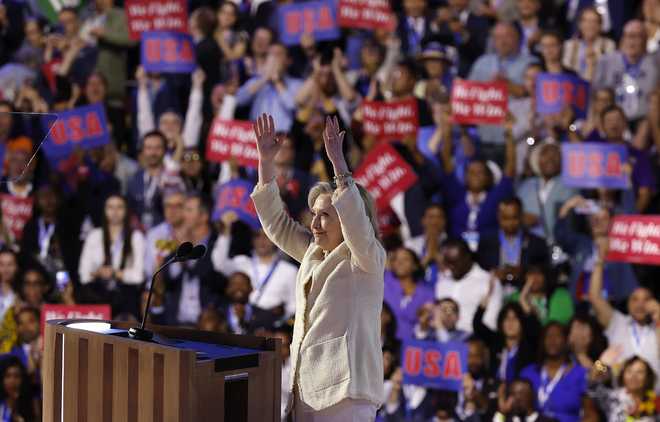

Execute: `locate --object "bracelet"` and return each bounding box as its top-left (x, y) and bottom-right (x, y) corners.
top-left (333, 172), bottom-right (353, 181)
top-left (594, 360), bottom-right (608, 374)
top-left (333, 172), bottom-right (354, 188)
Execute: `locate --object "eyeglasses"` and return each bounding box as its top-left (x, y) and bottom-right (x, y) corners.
top-left (183, 152), bottom-right (201, 162)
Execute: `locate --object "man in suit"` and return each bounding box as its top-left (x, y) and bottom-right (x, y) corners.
top-left (494, 378), bottom-right (559, 422)
top-left (477, 197), bottom-right (549, 282)
top-left (397, 0), bottom-right (437, 56)
top-left (222, 271), bottom-right (276, 335)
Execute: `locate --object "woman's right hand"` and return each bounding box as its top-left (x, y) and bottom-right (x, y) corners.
top-left (253, 114), bottom-right (281, 163)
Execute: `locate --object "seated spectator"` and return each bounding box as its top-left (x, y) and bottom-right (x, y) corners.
top-left (404, 203), bottom-right (447, 285)
top-left (593, 20), bottom-right (659, 124)
top-left (17, 267), bottom-right (50, 309)
top-left (222, 271), bottom-right (275, 335)
top-left (474, 300), bottom-right (540, 384)
top-left (79, 194), bottom-right (145, 316)
top-left (235, 43), bottom-right (302, 132)
top-left (477, 197), bottom-right (549, 279)
top-left (384, 247), bottom-right (434, 340)
top-left (436, 238), bottom-right (502, 332)
top-left (562, 7), bottom-right (616, 82)
top-left (0, 356), bottom-right (36, 422)
top-left (494, 378), bottom-right (559, 422)
top-left (3, 306), bottom-right (41, 386)
top-left (456, 337), bottom-right (498, 421)
top-left (588, 353), bottom-right (658, 421)
top-left (514, 266), bottom-right (574, 325)
top-left (143, 189), bottom-right (186, 280)
top-left (414, 42), bottom-right (454, 101)
top-left (517, 141), bottom-right (577, 246)
top-left (567, 313), bottom-right (608, 369)
top-left (212, 218), bottom-right (297, 318)
top-left (0, 250), bottom-right (18, 321)
top-left (415, 297), bottom-right (469, 342)
top-left (521, 322), bottom-right (596, 422)
top-left (588, 240), bottom-right (660, 388)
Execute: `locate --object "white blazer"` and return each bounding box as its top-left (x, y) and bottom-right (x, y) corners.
top-left (251, 181), bottom-right (385, 412)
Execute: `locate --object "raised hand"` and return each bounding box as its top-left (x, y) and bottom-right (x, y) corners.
top-left (323, 116), bottom-right (348, 174)
top-left (253, 113), bottom-right (281, 162)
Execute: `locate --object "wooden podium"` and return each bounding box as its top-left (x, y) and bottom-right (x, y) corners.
top-left (42, 320), bottom-right (281, 422)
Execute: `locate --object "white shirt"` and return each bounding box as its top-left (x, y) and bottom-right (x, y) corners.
top-left (435, 264), bottom-right (502, 333)
top-left (605, 310), bottom-right (659, 388)
top-left (211, 234), bottom-right (297, 316)
top-left (177, 269), bottom-right (201, 324)
top-left (78, 228), bottom-right (146, 285)
top-left (0, 287), bottom-right (15, 322)
top-left (404, 234), bottom-right (446, 259)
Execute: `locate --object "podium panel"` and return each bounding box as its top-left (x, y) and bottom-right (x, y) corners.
top-left (42, 320), bottom-right (281, 422)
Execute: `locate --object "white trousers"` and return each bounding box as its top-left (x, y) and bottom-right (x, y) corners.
top-left (293, 392), bottom-right (377, 422)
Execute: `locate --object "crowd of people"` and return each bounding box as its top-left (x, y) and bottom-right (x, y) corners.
top-left (0, 0), bottom-right (659, 420)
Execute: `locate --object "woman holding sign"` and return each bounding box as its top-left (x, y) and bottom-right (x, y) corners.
top-left (251, 114), bottom-right (384, 421)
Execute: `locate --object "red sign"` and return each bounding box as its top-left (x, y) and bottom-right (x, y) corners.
top-left (125, 0), bottom-right (188, 40)
top-left (205, 119), bottom-right (259, 168)
top-left (337, 0), bottom-right (395, 31)
top-left (451, 79), bottom-right (508, 125)
top-left (362, 99), bottom-right (419, 142)
top-left (0, 194), bottom-right (33, 240)
top-left (607, 215), bottom-right (660, 265)
top-left (354, 143), bottom-right (418, 211)
top-left (40, 304), bottom-right (112, 337)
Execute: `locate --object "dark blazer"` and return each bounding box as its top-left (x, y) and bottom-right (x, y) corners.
top-left (163, 231), bottom-right (226, 325)
top-left (435, 12), bottom-right (492, 77)
top-left (126, 169), bottom-right (164, 230)
top-left (476, 230), bottom-right (549, 272)
top-left (396, 14), bottom-right (437, 56)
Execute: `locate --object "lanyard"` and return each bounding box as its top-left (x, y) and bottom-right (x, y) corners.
top-left (144, 172), bottom-right (161, 207)
top-left (622, 54), bottom-right (643, 79)
top-left (498, 346), bottom-right (518, 381)
top-left (630, 322), bottom-right (646, 353)
top-left (421, 243), bottom-right (439, 285)
top-left (111, 235), bottom-right (124, 267)
top-left (499, 231), bottom-right (522, 266)
top-left (538, 364), bottom-right (566, 408)
top-left (0, 403), bottom-right (10, 422)
top-left (251, 256), bottom-right (280, 304)
top-left (466, 192), bottom-right (485, 231)
top-left (38, 219), bottom-right (55, 259)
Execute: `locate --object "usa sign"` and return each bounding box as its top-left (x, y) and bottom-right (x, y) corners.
top-left (362, 99), bottom-right (419, 142)
top-left (213, 180), bottom-right (260, 229)
top-left (205, 119), bottom-right (259, 168)
top-left (141, 31), bottom-right (195, 73)
top-left (401, 339), bottom-right (468, 391)
top-left (278, 1), bottom-right (340, 46)
top-left (607, 215), bottom-right (660, 265)
top-left (41, 103), bottom-right (110, 160)
top-left (561, 143), bottom-right (628, 189)
top-left (536, 73), bottom-right (590, 119)
top-left (354, 143), bottom-right (418, 211)
top-left (451, 79), bottom-right (508, 125)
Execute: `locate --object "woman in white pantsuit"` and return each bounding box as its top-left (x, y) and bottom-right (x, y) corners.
top-left (251, 114), bottom-right (385, 422)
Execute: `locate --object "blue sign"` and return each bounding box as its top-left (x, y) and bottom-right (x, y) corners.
top-left (561, 143), bottom-right (629, 189)
top-left (401, 339), bottom-right (468, 391)
top-left (141, 31), bottom-right (196, 74)
top-left (40, 103), bottom-right (110, 161)
top-left (536, 73), bottom-right (590, 119)
top-left (213, 179), bottom-right (260, 229)
top-left (278, 1), bottom-right (340, 46)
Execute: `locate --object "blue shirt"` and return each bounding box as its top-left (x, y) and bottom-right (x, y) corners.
top-left (235, 75), bottom-right (303, 133)
top-left (383, 271), bottom-right (435, 340)
top-left (521, 363), bottom-right (588, 422)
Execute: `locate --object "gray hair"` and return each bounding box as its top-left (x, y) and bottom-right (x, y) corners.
top-left (307, 182), bottom-right (380, 240)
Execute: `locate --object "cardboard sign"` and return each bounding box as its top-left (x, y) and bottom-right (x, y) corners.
top-left (607, 215), bottom-right (660, 265)
top-left (401, 339), bottom-right (468, 391)
top-left (125, 0), bottom-right (188, 40)
top-left (205, 119), bottom-right (259, 168)
top-left (40, 103), bottom-right (110, 161)
top-left (337, 0), bottom-right (395, 31)
top-left (362, 99), bottom-right (419, 142)
top-left (354, 143), bottom-right (418, 211)
top-left (141, 31), bottom-right (195, 73)
top-left (0, 194), bottom-right (33, 241)
top-left (451, 79), bottom-right (508, 125)
top-left (40, 304), bottom-right (112, 337)
top-left (561, 143), bottom-right (629, 189)
top-left (213, 180), bottom-right (260, 229)
top-left (278, 1), bottom-right (340, 46)
top-left (536, 73), bottom-right (590, 119)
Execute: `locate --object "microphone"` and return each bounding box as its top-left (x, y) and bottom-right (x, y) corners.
top-left (129, 242), bottom-right (200, 340)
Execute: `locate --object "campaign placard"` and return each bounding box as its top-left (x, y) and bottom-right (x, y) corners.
top-left (337, 0), bottom-right (395, 31)
top-left (125, 0), bottom-right (187, 40)
top-left (278, 1), bottom-right (340, 46)
top-left (205, 119), bottom-right (259, 168)
top-left (561, 143), bottom-right (628, 189)
top-left (213, 180), bottom-right (260, 229)
top-left (536, 73), bottom-right (590, 119)
top-left (451, 79), bottom-right (508, 125)
top-left (0, 194), bottom-right (33, 241)
top-left (40, 103), bottom-right (110, 160)
top-left (40, 304), bottom-right (112, 338)
top-left (607, 215), bottom-right (660, 265)
top-left (141, 31), bottom-right (195, 73)
top-left (401, 339), bottom-right (468, 391)
top-left (354, 143), bottom-right (418, 211)
top-left (362, 99), bottom-right (419, 142)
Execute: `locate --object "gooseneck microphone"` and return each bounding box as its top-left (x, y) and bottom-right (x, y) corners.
top-left (128, 242), bottom-right (202, 340)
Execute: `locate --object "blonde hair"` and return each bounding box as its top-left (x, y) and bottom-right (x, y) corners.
top-left (307, 182), bottom-right (380, 240)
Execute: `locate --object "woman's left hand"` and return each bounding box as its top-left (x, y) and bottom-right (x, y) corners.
top-left (323, 116), bottom-right (348, 173)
